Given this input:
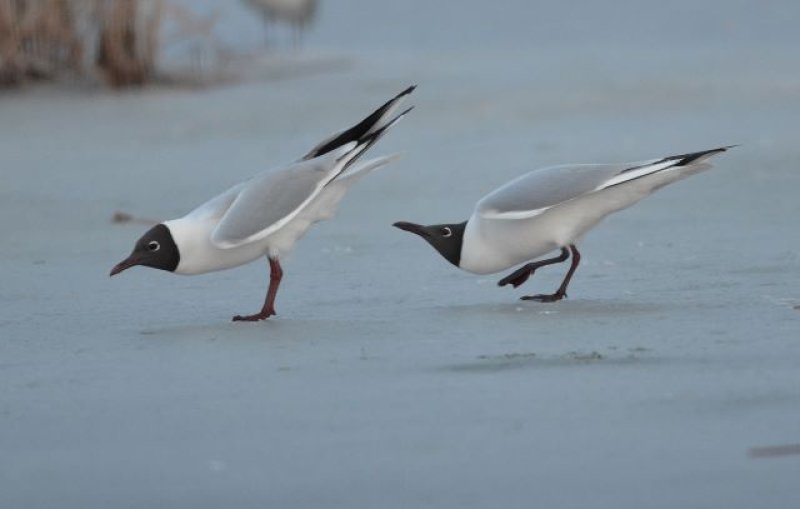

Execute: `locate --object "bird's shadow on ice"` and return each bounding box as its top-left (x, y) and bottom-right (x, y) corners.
top-left (443, 349), bottom-right (658, 374)
top-left (430, 300), bottom-right (666, 373)
top-left (138, 321), bottom-right (280, 342)
top-left (137, 317), bottom-right (366, 342)
top-left (434, 298), bottom-right (664, 318)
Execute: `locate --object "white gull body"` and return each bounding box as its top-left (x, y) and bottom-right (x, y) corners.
top-left (165, 148), bottom-right (396, 275)
top-left (459, 151), bottom-right (724, 274)
top-left (110, 85), bottom-right (415, 320)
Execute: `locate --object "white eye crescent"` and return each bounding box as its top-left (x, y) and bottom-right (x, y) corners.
top-left (441, 227), bottom-right (452, 238)
top-left (147, 241), bottom-right (160, 252)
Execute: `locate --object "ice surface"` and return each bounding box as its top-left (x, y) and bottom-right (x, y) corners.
top-left (2, 1), bottom-right (800, 508)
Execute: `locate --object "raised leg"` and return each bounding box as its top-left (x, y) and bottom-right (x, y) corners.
top-left (233, 257), bottom-right (283, 321)
top-left (521, 245), bottom-right (581, 302)
top-left (497, 247), bottom-right (569, 288)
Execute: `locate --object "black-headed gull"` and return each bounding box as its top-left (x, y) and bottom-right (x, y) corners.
top-left (111, 86), bottom-right (415, 320)
top-left (394, 146), bottom-right (732, 302)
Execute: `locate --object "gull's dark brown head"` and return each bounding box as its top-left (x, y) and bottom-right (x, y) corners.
top-left (393, 221), bottom-right (466, 267)
top-left (110, 224), bottom-right (180, 276)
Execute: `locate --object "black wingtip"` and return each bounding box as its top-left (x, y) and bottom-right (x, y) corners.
top-left (397, 105), bottom-right (414, 117)
top-left (350, 105), bottom-right (413, 156)
top-left (671, 145), bottom-right (737, 166)
top-left (331, 103), bottom-right (414, 170)
top-left (303, 86), bottom-right (416, 160)
top-left (398, 85), bottom-right (417, 97)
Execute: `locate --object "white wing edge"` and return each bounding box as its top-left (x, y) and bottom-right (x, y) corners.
top-left (480, 208), bottom-right (549, 220)
top-left (366, 96), bottom-right (407, 137)
top-left (597, 158), bottom-right (675, 189)
top-left (480, 158), bottom-right (684, 221)
top-left (336, 153), bottom-right (401, 182)
top-left (210, 142), bottom-right (357, 249)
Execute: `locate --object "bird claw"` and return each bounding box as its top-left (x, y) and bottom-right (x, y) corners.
top-left (520, 292), bottom-right (567, 303)
top-left (232, 309), bottom-right (276, 322)
top-left (498, 270), bottom-right (533, 288)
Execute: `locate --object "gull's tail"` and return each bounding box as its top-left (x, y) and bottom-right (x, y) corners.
top-left (302, 85), bottom-right (416, 161)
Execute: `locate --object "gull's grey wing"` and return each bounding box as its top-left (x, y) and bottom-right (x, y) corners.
top-left (210, 145), bottom-right (353, 249)
top-left (477, 163), bottom-right (644, 219)
top-left (210, 91), bottom-right (415, 249)
top-left (478, 146), bottom-right (733, 220)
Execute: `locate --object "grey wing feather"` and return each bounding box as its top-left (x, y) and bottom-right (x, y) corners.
top-left (478, 147), bottom-right (731, 220)
top-left (210, 155), bottom-right (341, 248)
top-left (478, 163), bottom-right (647, 219)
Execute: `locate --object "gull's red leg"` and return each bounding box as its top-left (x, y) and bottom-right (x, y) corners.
top-left (521, 245), bottom-right (581, 302)
top-left (233, 257), bottom-right (283, 321)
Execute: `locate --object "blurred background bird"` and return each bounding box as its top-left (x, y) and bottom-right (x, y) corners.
top-left (241, 0), bottom-right (318, 48)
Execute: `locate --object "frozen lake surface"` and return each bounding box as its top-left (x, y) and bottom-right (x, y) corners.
top-left (2, 2), bottom-right (800, 507)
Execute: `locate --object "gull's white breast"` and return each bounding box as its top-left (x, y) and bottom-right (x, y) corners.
top-left (166, 183), bottom-right (348, 275)
top-left (165, 160), bottom-right (377, 275)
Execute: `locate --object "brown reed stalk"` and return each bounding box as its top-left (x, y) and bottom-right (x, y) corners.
top-left (0, 0), bottom-right (84, 85)
top-left (95, 0), bottom-right (164, 88)
top-left (0, 0), bottom-right (166, 88)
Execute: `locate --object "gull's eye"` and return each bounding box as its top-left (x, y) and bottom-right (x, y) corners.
top-left (441, 227), bottom-right (452, 238)
top-left (147, 241), bottom-right (160, 252)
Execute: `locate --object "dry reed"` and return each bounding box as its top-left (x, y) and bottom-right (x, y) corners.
top-left (95, 0), bottom-right (163, 88)
top-left (0, 0), bottom-right (170, 88)
top-left (0, 0), bottom-right (83, 85)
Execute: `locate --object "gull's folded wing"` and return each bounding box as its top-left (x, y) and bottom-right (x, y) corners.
top-left (478, 147), bottom-right (730, 220)
top-left (210, 145), bottom-right (353, 249)
top-left (477, 163), bottom-right (639, 220)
